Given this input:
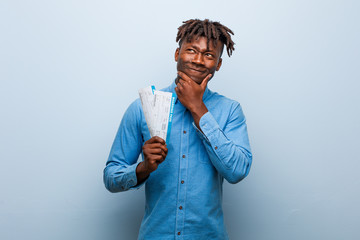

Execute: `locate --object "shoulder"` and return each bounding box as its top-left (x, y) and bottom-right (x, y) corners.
top-left (123, 98), bottom-right (143, 121)
top-left (206, 89), bottom-right (246, 122)
top-left (207, 89), bottom-right (242, 110)
top-left (128, 98), bottom-right (142, 110)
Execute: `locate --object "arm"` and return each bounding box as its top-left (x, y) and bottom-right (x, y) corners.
top-left (103, 100), bottom-right (168, 192)
top-left (175, 71), bottom-right (252, 184)
top-left (103, 100), bottom-right (143, 192)
top-left (136, 136), bottom-right (168, 185)
top-left (193, 105), bottom-right (252, 184)
top-left (175, 71), bottom-right (211, 130)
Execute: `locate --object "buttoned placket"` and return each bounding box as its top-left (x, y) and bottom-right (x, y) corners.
top-left (175, 108), bottom-right (190, 238)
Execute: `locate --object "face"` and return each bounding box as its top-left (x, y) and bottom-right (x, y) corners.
top-left (175, 36), bottom-right (223, 84)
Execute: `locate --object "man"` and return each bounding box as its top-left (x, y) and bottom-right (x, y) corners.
top-left (104, 19), bottom-right (252, 239)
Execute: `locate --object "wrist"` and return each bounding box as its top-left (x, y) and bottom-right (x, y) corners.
top-left (189, 103), bottom-right (208, 129)
top-left (189, 103), bottom-right (208, 118)
top-left (136, 161), bottom-right (151, 177)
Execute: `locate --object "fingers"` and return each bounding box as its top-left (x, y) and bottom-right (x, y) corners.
top-left (155, 142), bottom-right (168, 153)
top-left (145, 136), bottom-right (166, 145)
top-left (145, 145), bottom-right (168, 156)
top-left (146, 153), bottom-right (166, 162)
top-left (176, 78), bottom-right (188, 92)
top-left (177, 71), bottom-right (192, 83)
top-left (201, 73), bottom-right (212, 89)
top-left (142, 136), bottom-right (169, 174)
top-left (143, 142), bottom-right (168, 153)
top-left (178, 70), bottom-right (212, 89)
top-left (178, 78), bottom-right (189, 86)
top-left (143, 139), bottom-right (168, 161)
top-left (176, 75), bottom-right (195, 96)
top-left (175, 79), bottom-right (185, 96)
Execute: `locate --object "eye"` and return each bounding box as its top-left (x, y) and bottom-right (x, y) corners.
top-left (187, 48), bottom-right (196, 53)
top-left (205, 53), bottom-right (214, 58)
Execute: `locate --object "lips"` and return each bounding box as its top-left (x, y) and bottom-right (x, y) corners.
top-left (189, 68), bottom-right (204, 73)
top-left (187, 66), bottom-right (207, 74)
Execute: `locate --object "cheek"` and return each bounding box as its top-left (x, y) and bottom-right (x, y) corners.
top-left (177, 55), bottom-right (190, 67)
top-left (176, 58), bottom-right (184, 67)
top-left (180, 55), bottom-right (191, 63)
top-left (176, 58), bottom-right (186, 71)
top-left (206, 63), bottom-right (218, 72)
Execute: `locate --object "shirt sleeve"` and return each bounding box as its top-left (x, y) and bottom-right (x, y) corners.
top-left (192, 103), bottom-right (252, 184)
top-left (103, 100), bottom-right (147, 192)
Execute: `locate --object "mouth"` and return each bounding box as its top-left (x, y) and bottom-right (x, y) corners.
top-left (187, 67), bottom-right (206, 74)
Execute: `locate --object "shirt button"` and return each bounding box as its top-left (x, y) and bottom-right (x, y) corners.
top-left (182, 155), bottom-right (186, 158)
top-left (178, 232), bottom-right (181, 235)
top-left (179, 206), bottom-right (183, 210)
top-left (181, 180), bottom-right (184, 184)
top-left (183, 130), bottom-right (186, 134)
top-left (215, 146), bottom-right (218, 150)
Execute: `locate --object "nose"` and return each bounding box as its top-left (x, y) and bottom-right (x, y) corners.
top-left (191, 53), bottom-right (204, 65)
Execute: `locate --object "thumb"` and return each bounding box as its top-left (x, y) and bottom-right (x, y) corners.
top-left (201, 74), bottom-right (212, 89)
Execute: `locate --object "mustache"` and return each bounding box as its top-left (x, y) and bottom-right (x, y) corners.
top-left (186, 64), bottom-right (207, 73)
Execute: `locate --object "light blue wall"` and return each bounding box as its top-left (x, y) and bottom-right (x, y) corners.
top-left (1, 0), bottom-right (359, 239)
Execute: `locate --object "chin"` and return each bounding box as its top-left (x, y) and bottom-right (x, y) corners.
top-left (193, 78), bottom-right (204, 84)
top-left (185, 76), bottom-right (201, 84)
top-left (186, 72), bottom-right (206, 84)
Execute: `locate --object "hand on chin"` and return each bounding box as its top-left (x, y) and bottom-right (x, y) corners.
top-left (183, 70), bottom-right (206, 85)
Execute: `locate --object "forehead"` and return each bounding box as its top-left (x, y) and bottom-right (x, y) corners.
top-left (181, 36), bottom-right (223, 52)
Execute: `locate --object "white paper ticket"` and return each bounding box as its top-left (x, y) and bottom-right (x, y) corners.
top-left (138, 86), bottom-right (175, 142)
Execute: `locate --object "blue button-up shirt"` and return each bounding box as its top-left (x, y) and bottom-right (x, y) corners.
top-left (104, 81), bottom-right (252, 240)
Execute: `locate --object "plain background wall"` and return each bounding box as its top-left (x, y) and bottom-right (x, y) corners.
top-left (1, 0), bottom-right (359, 239)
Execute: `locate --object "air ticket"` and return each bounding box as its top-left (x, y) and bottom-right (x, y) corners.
top-left (139, 86), bottom-right (176, 142)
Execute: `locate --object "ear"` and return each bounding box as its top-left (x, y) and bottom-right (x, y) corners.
top-left (216, 58), bottom-right (222, 71)
top-left (175, 48), bottom-right (179, 62)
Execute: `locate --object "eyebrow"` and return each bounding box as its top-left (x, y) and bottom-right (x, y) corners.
top-left (189, 44), bottom-right (216, 54)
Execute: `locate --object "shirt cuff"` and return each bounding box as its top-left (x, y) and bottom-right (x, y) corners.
top-left (128, 161), bottom-right (147, 190)
top-left (192, 111), bottom-right (219, 142)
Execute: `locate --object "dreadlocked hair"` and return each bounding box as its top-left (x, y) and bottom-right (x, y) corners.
top-left (176, 19), bottom-right (235, 57)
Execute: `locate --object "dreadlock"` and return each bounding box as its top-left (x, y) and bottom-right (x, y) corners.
top-left (176, 19), bottom-right (235, 57)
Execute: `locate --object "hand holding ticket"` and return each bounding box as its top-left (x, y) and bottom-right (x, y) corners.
top-left (138, 86), bottom-right (176, 142)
